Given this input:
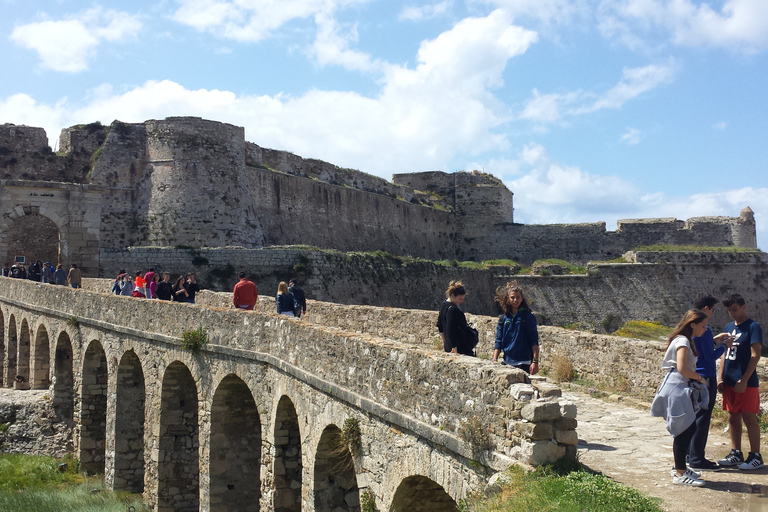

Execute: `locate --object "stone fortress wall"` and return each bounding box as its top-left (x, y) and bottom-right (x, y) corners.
top-left (0, 117), bottom-right (758, 275)
top-left (94, 246), bottom-right (768, 340)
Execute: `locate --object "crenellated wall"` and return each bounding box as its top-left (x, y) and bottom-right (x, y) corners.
top-left (0, 117), bottom-right (757, 270)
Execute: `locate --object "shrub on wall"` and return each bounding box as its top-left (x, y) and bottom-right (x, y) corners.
top-left (181, 327), bottom-right (209, 354)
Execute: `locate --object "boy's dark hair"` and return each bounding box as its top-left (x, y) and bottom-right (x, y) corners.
top-left (289, 278), bottom-right (298, 286)
top-left (693, 293), bottom-right (718, 310)
top-left (239, 271), bottom-right (247, 279)
top-left (723, 294), bottom-right (746, 307)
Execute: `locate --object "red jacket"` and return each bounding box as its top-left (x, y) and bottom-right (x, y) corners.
top-left (233, 279), bottom-right (258, 310)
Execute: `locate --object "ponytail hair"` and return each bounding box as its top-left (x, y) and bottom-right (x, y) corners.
top-left (445, 280), bottom-right (466, 298)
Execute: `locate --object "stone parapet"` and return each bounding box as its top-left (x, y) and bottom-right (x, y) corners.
top-left (1, 278), bottom-right (574, 467)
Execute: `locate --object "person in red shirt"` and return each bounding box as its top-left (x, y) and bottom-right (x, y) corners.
top-left (133, 270), bottom-right (146, 298)
top-left (233, 272), bottom-right (258, 310)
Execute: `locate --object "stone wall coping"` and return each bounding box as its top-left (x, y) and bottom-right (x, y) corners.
top-left (0, 281), bottom-right (521, 470)
top-left (0, 179), bottom-right (108, 192)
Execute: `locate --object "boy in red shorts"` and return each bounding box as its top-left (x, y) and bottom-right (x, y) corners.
top-left (717, 294), bottom-right (763, 470)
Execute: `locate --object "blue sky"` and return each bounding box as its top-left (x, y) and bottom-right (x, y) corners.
top-left (1, 0), bottom-right (767, 248)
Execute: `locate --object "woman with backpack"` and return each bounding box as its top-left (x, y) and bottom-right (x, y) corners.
top-left (493, 282), bottom-right (540, 374)
top-left (436, 281), bottom-right (476, 356)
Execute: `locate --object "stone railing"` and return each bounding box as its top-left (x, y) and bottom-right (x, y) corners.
top-left (9, 278), bottom-right (577, 466)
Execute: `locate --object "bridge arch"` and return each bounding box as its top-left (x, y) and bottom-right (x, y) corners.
top-left (80, 339), bottom-right (108, 473)
top-left (53, 331), bottom-right (74, 422)
top-left (114, 349), bottom-right (145, 493)
top-left (31, 323), bottom-right (50, 389)
top-left (210, 373), bottom-right (261, 512)
top-left (158, 360), bottom-right (200, 512)
top-left (389, 475), bottom-right (457, 512)
top-left (17, 318), bottom-right (31, 385)
top-left (313, 424), bottom-right (360, 512)
top-left (273, 394), bottom-right (302, 512)
top-left (3, 314), bottom-right (17, 387)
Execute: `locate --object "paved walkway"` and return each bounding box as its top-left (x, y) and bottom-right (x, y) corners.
top-left (565, 390), bottom-right (768, 512)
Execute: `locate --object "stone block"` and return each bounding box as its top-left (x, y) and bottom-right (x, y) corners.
top-left (531, 381), bottom-right (561, 398)
top-left (554, 417), bottom-right (577, 430)
top-left (554, 429), bottom-right (578, 445)
top-left (559, 400), bottom-right (577, 419)
top-left (514, 421), bottom-right (553, 441)
top-left (517, 439), bottom-right (566, 466)
top-left (520, 401), bottom-right (561, 422)
top-left (509, 383), bottom-right (534, 401)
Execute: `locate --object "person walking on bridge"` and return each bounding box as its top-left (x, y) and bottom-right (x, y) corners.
top-left (233, 272), bottom-right (258, 310)
top-left (492, 282), bottom-right (539, 374)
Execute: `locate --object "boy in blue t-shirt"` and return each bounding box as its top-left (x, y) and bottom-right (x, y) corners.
top-left (717, 294), bottom-right (763, 470)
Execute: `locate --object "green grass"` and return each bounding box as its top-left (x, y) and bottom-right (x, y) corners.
top-left (0, 454), bottom-right (149, 512)
top-left (633, 245), bottom-right (760, 253)
top-left (611, 320), bottom-right (673, 341)
top-left (463, 458), bottom-right (663, 512)
top-left (533, 259), bottom-right (586, 274)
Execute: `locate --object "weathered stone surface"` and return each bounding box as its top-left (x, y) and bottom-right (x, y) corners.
top-left (559, 400), bottom-right (578, 420)
top-left (554, 429), bottom-right (578, 445)
top-left (515, 440), bottom-right (566, 466)
top-left (521, 401), bottom-right (561, 423)
top-left (532, 381), bottom-right (562, 398)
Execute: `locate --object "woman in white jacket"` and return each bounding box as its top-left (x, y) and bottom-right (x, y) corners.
top-left (651, 309), bottom-right (709, 486)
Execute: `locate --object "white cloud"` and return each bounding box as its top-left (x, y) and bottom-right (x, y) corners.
top-left (171, 0), bottom-right (370, 42)
top-left (598, 0), bottom-right (768, 52)
top-left (520, 63), bottom-right (675, 124)
top-left (470, 0), bottom-right (588, 25)
top-left (311, 10), bottom-right (382, 72)
top-left (1, 10), bottom-right (538, 176)
top-left (399, 1), bottom-right (453, 22)
top-left (9, 8), bottom-right (142, 73)
top-left (713, 121), bottom-right (728, 130)
top-left (507, 143), bottom-right (642, 222)
top-left (620, 127), bottom-right (642, 144)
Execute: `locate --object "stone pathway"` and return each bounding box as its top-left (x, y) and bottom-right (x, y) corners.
top-left (565, 390), bottom-right (768, 512)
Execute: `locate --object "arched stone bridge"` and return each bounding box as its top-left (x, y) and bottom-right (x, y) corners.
top-left (0, 279), bottom-right (575, 511)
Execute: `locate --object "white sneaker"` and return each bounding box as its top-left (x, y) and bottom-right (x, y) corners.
top-left (738, 452), bottom-right (765, 471)
top-left (670, 468), bottom-right (701, 478)
top-left (673, 469), bottom-right (705, 487)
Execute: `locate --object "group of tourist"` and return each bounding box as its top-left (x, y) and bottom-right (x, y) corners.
top-left (437, 281), bottom-right (762, 487)
top-left (651, 293), bottom-right (763, 486)
top-left (436, 280), bottom-right (540, 373)
top-left (3, 261), bottom-right (81, 288)
top-left (231, 273), bottom-right (307, 317)
top-left (111, 268), bottom-right (200, 303)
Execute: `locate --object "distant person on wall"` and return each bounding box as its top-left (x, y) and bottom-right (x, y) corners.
top-left (28, 260), bottom-right (42, 282)
top-left (144, 268), bottom-right (156, 298)
top-left (717, 294), bottom-right (764, 470)
top-left (112, 273), bottom-right (125, 294)
top-left (492, 282), bottom-right (539, 374)
top-left (148, 273), bottom-right (161, 300)
top-left (233, 272), bottom-right (258, 310)
top-left (651, 309), bottom-right (710, 487)
top-left (132, 271), bottom-right (146, 298)
top-left (172, 276), bottom-right (189, 302)
top-left (436, 281), bottom-right (475, 356)
top-left (67, 264), bottom-right (81, 289)
top-left (155, 272), bottom-right (174, 301)
top-left (54, 264), bottom-right (67, 285)
top-left (2, 263), bottom-right (9, 277)
top-left (184, 273), bottom-right (200, 304)
top-left (10, 264), bottom-right (21, 279)
top-left (119, 274), bottom-right (134, 296)
top-left (288, 279), bottom-right (306, 317)
top-left (276, 281), bottom-right (298, 316)
top-left (42, 262), bottom-right (53, 284)
top-left (688, 294), bottom-right (734, 472)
